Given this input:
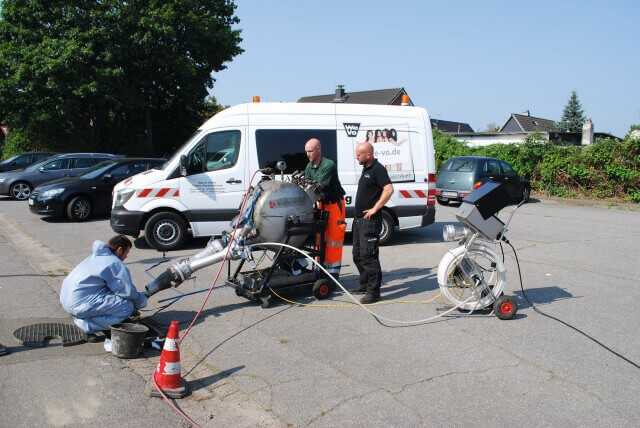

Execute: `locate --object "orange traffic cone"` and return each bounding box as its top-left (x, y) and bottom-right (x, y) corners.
top-left (147, 320), bottom-right (190, 399)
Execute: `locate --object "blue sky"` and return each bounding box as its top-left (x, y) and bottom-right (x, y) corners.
top-left (212, 0), bottom-right (639, 136)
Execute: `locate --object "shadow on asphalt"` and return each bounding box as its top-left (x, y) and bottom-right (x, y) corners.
top-left (513, 286), bottom-right (576, 309)
top-left (152, 300), bottom-right (258, 330)
top-left (41, 215), bottom-right (109, 224)
top-left (133, 236), bottom-right (210, 251)
top-left (189, 365), bottom-right (245, 392)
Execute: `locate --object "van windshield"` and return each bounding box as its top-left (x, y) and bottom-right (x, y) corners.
top-left (164, 130), bottom-right (204, 169)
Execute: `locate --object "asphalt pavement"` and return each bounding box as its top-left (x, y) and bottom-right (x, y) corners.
top-left (1, 195), bottom-right (639, 427)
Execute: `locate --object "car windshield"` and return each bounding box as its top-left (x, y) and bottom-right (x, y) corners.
top-left (80, 161), bottom-right (117, 179)
top-left (1, 155), bottom-right (19, 163)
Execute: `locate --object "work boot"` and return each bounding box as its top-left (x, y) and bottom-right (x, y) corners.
top-left (360, 293), bottom-right (380, 304)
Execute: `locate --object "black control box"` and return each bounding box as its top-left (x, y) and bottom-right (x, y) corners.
top-left (462, 181), bottom-right (511, 219)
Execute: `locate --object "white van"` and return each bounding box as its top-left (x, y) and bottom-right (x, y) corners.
top-left (110, 102), bottom-right (437, 250)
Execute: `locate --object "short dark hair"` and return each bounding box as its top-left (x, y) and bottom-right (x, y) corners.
top-left (108, 235), bottom-right (132, 252)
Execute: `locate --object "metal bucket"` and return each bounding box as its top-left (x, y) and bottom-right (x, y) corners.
top-left (110, 323), bottom-right (149, 359)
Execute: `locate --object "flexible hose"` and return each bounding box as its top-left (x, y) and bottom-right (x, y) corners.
top-left (250, 242), bottom-right (474, 326)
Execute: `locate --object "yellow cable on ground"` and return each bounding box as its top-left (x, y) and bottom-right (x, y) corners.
top-left (268, 286), bottom-right (442, 308)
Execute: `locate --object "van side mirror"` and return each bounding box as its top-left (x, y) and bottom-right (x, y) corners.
top-left (179, 155), bottom-right (188, 176)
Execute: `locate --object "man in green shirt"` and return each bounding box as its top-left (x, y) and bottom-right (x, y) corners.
top-left (304, 138), bottom-right (346, 277)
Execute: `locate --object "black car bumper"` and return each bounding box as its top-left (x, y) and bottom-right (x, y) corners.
top-left (110, 208), bottom-right (144, 236)
top-left (28, 196), bottom-right (65, 217)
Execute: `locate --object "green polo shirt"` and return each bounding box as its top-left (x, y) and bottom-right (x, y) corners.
top-left (304, 157), bottom-right (345, 203)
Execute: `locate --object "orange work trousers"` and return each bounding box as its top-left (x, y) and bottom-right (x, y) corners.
top-left (317, 199), bottom-right (346, 276)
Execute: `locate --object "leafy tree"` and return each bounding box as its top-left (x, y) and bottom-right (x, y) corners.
top-left (558, 91), bottom-right (586, 132)
top-left (199, 95), bottom-right (226, 121)
top-left (484, 122), bottom-right (500, 132)
top-left (0, 0), bottom-right (243, 156)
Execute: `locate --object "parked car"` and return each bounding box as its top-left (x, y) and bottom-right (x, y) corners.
top-left (0, 152), bottom-right (56, 172)
top-left (435, 156), bottom-right (530, 205)
top-left (0, 153), bottom-right (120, 200)
top-left (29, 158), bottom-right (165, 221)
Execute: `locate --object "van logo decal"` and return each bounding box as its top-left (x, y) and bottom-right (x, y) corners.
top-left (343, 123), bottom-right (360, 137)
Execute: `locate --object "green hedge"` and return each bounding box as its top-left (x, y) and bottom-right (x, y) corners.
top-left (433, 130), bottom-right (640, 203)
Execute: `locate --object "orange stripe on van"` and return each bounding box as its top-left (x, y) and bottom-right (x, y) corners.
top-left (138, 188), bottom-right (152, 197)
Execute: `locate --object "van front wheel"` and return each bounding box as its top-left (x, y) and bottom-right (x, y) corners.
top-left (378, 211), bottom-right (395, 246)
top-left (144, 211), bottom-right (187, 251)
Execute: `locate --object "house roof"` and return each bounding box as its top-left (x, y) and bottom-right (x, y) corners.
top-left (431, 119), bottom-right (474, 133)
top-left (500, 113), bottom-right (558, 133)
top-left (298, 87), bottom-right (412, 105)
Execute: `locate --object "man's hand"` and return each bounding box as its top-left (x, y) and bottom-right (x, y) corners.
top-left (362, 208), bottom-right (378, 220)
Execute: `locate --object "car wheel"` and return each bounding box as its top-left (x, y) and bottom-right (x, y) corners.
top-left (10, 182), bottom-right (32, 200)
top-left (522, 186), bottom-right (531, 203)
top-left (66, 196), bottom-right (92, 221)
top-left (378, 210), bottom-right (395, 246)
top-left (144, 211), bottom-right (187, 251)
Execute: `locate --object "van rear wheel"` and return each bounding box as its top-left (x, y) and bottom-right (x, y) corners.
top-left (144, 211), bottom-right (187, 251)
top-left (379, 210), bottom-right (395, 246)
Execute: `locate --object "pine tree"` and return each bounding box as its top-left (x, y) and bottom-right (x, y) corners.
top-left (559, 91), bottom-right (586, 132)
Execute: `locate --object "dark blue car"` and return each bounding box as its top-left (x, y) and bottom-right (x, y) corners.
top-left (29, 158), bottom-right (165, 221)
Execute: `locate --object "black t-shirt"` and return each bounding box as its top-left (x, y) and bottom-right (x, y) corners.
top-left (355, 159), bottom-right (392, 217)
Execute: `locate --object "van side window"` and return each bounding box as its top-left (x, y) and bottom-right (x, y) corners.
top-left (255, 129), bottom-right (337, 174)
top-left (187, 130), bottom-right (241, 175)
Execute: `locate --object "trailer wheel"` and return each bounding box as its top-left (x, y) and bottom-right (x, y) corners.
top-left (494, 295), bottom-right (517, 320)
top-left (144, 211), bottom-right (187, 251)
top-left (313, 279), bottom-right (332, 300)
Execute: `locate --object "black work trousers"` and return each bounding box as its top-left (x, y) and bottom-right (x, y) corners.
top-left (352, 216), bottom-right (382, 296)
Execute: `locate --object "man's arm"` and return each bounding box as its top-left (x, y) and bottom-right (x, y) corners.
top-left (314, 162), bottom-right (335, 189)
top-left (363, 183), bottom-right (394, 220)
top-left (103, 262), bottom-right (148, 309)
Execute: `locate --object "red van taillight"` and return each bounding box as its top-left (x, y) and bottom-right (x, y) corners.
top-left (473, 181), bottom-right (483, 189)
top-left (427, 174), bottom-right (437, 206)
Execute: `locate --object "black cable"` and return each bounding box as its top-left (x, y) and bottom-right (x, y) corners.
top-left (506, 240), bottom-right (640, 371)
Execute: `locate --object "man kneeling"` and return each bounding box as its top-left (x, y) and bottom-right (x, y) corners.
top-left (60, 235), bottom-right (147, 335)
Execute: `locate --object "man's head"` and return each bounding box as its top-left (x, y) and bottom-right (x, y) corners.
top-left (305, 138), bottom-right (322, 164)
top-left (355, 142), bottom-right (374, 166)
top-left (108, 235), bottom-right (132, 261)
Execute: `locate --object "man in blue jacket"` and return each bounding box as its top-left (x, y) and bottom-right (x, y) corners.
top-left (60, 235), bottom-right (148, 336)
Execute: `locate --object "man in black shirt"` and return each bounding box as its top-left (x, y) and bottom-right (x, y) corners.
top-left (353, 142), bottom-right (394, 304)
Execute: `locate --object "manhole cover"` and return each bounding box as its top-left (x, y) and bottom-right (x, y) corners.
top-left (13, 322), bottom-right (87, 347)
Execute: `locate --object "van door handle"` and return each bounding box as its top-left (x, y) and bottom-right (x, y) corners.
top-left (226, 178), bottom-right (242, 184)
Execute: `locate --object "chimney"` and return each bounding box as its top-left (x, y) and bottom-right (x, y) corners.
top-left (581, 118), bottom-right (594, 145)
top-left (333, 84), bottom-right (346, 102)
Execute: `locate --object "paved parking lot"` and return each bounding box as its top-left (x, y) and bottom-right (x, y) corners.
top-left (1, 196), bottom-right (639, 427)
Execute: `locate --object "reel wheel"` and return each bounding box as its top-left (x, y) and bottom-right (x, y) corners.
top-left (494, 295), bottom-right (517, 320)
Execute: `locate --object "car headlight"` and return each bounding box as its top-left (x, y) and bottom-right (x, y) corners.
top-left (114, 189), bottom-right (135, 208)
top-left (41, 188), bottom-right (65, 198)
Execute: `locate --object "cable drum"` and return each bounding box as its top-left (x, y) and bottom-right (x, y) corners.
top-left (437, 242), bottom-right (506, 311)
